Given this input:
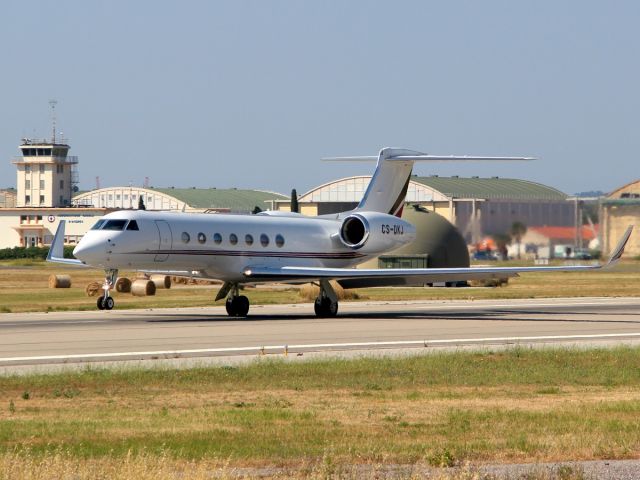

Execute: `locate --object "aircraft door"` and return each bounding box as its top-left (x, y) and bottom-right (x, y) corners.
top-left (154, 220), bottom-right (172, 262)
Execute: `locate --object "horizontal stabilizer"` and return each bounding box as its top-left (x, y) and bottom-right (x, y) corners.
top-left (323, 153), bottom-right (535, 162)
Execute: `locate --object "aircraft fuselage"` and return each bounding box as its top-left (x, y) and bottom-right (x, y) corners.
top-left (73, 210), bottom-right (415, 282)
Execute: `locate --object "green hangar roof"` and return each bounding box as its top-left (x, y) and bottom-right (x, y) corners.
top-left (152, 188), bottom-right (287, 210)
top-left (412, 176), bottom-right (568, 201)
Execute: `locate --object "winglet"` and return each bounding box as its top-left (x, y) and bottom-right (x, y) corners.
top-left (46, 220), bottom-right (66, 261)
top-left (604, 225), bottom-right (633, 267)
top-left (46, 220), bottom-right (86, 266)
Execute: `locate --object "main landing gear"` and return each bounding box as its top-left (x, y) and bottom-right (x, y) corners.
top-left (314, 279), bottom-right (339, 318)
top-left (219, 282), bottom-right (250, 317)
top-left (97, 269), bottom-right (118, 311)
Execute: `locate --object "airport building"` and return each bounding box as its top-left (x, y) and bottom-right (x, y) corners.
top-left (275, 175), bottom-right (573, 242)
top-left (72, 187), bottom-right (286, 213)
top-left (600, 179), bottom-right (640, 256)
top-left (0, 134), bottom-right (288, 249)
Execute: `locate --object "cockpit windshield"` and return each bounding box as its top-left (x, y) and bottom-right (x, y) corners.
top-left (91, 219), bottom-right (139, 231)
top-left (90, 220), bottom-right (106, 230)
top-left (102, 219), bottom-right (128, 231)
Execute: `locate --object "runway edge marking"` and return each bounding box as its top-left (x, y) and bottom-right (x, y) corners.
top-left (3, 332), bottom-right (640, 365)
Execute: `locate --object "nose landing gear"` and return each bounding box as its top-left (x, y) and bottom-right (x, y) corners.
top-left (314, 279), bottom-right (339, 317)
top-left (97, 269), bottom-right (118, 310)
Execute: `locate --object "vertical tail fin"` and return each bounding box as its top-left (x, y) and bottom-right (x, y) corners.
top-left (357, 148), bottom-right (421, 217)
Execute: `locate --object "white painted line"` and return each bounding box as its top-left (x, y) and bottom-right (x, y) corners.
top-left (2, 332), bottom-right (640, 364)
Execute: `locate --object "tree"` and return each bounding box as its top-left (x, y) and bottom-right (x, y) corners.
top-left (138, 195), bottom-right (146, 210)
top-left (491, 233), bottom-right (511, 260)
top-left (290, 188), bottom-right (299, 213)
top-left (510, 221), bottom-right (527, 259)
top-left (252, 205), bottom-right (262, 215)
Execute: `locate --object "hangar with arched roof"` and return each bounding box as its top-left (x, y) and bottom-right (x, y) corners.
top-left (275, 175), bottom-right (572, 242)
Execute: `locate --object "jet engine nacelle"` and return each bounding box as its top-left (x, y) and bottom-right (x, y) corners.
top-left (338, 212), bottom-right (416, 254)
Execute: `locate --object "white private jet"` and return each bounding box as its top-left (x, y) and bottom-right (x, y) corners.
top-left (47, 148), bottom-right (633, 317)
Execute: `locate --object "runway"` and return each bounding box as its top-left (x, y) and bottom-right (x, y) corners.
top-left (1, 296), bottom-right (640, 371)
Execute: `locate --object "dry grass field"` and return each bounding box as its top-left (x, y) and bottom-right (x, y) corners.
top-left (2, 261), bottom-right (639, 478)
top-left (2, 348), bottom-right (639, 478)
top-left (1, 259), bottom-right (639, 313)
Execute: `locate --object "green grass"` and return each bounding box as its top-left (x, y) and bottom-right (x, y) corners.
top-left (2, 347), bottom-right (640, 468)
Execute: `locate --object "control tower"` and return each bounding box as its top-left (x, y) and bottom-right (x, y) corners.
top-left (12, 104), bottom-right (79, 207)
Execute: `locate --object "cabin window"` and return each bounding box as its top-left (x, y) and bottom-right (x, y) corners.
top-left (102, 219), bottom-right (128, 230)
top-left (91, 220), bottom-right (106, 230)
top-left (197, 232), bottom-right (206, 244)
top-left (126, 220), bottom-right (139, 231)
top-left (213, 233), bottom-right (222, 244)
top-left (260, 234), bottom-right (269, 247)
top-left (229, 233), bottom-right (238, 245)
top-left (275, 234), bottom-right (285, 248)
top-left (245, 234), bottom-right (254, 246)
top-left (182, 232), bottom-right (190, 243)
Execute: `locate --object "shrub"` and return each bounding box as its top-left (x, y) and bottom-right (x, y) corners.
top-left (0, 246), bottom-right (75, 260)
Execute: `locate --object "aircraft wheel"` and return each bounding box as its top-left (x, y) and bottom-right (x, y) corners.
top-left (314, 297), bottom-right (338, 317)
top-left (97, 296), bottom-right (106, 310)
top-left (235, 295), bottom-right (250, 317)
top-left (225, 297), bottom-right (236, 316)
top-left (104, 297), bottom-right (115, 310)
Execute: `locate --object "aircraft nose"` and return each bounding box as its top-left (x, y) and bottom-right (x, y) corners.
top-left (73, 237), bottom-right (103, 264)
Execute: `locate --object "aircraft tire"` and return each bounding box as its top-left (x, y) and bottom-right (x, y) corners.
top-left (225, 297), bottom-right (235, 316)
top-left (314, 297), bottom-right (338, 317)
top-left (235, 296), bottom-right (250, 317)
top-left (97, 296), bottom-right (106, 310)
top-left (105, 297), bottom-right (115, 310)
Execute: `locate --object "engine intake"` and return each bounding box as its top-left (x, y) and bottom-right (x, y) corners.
top-left (339, 214), bottom-right (370, 249)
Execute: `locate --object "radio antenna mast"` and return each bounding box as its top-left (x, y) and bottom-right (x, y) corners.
top-left (49, 99), bottom-right (58, 143)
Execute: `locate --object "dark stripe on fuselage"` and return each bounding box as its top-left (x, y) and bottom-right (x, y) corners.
top-left (126, 250), bottom-right (366, 259)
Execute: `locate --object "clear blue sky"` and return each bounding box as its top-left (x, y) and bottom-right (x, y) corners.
top-left (1, 1), bottom-right (638, 196)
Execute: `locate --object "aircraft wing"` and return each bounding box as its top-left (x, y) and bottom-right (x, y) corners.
top-left (243, 226), bottom-right (633, 288)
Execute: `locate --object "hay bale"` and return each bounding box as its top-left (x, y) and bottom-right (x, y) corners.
top-left (49, 274), bottom-right (71, 289)
top-left (131, 279), bottom-right (156, 296)
top-left (468, 277), bottom-right (509, 287)
top-left (85, 281), bottom-right (101, 297)
top-left (115, 277), bottom-right (132, 293)
top-left (150, 275), bottom-right (171, 289)
top-left (298, 281), bottom-right (358, 301)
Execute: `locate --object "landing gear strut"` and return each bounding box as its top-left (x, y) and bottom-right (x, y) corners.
top-left (314, 279), bottom-right (339, 317)
top-left (97, 269), bottom-right (118, 311)
top-left (222, 283), bottom-right (250, 317)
